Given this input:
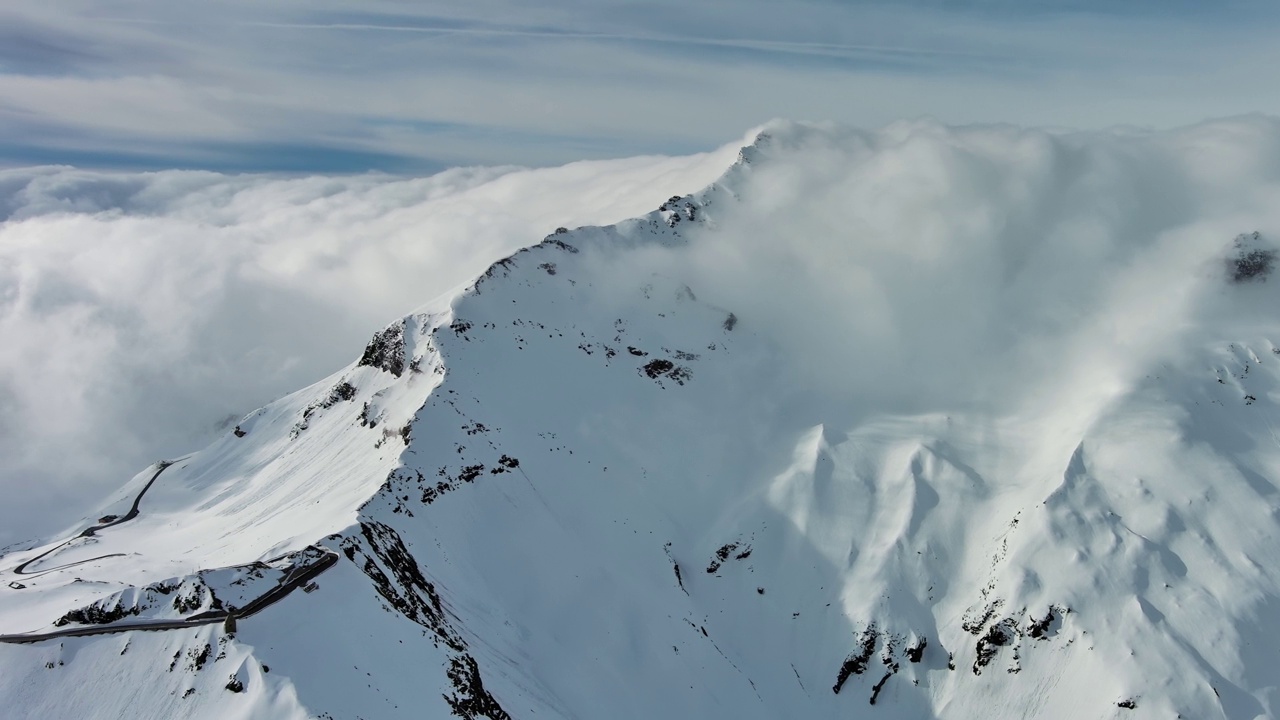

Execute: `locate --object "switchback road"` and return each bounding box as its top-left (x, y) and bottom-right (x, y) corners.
top-left (0, 548), bottom-right (338, 644)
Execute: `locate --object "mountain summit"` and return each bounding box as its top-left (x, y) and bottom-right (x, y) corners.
top-left (4, 119), bottom-right (1280, 719)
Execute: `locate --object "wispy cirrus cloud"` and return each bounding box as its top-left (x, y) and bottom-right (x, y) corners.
top-left (4, 1), bottom-right (1280, 171)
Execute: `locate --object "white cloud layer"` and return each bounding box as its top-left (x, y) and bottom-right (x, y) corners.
top-left (0, 141), bottom-right (742, 546)
top-left (583, 116), bottom-right (1280, 441)
top-left (6, 115), bottom-right (1280, 552)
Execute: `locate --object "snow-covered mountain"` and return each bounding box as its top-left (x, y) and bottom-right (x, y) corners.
top-left (4, 118), bottom-right (1280, 719)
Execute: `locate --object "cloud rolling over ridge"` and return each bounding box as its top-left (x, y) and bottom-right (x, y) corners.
top-left (582, 117), bottom-right (1280, 432)
top-left (5, 117), bottom-right (1280, 549)
top-left (0, 143), bottom-right (742, 545)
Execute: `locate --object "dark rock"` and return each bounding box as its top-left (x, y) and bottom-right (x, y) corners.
top-left (542, 238), bottom-right (579, 253)
top-left (342, 522), bottom-right (464, 651)
top-left (833, 626), bottom-right (879, 694)
top-left (54, 599), bottom-right (140, 627)
top-left (869, 672), bottom-right (892, 705)
top-left (188, 644), bottom-right (212, 672)
top-left (1027, 608), bottom-right (1057, 639)
top-left (444, 654), bottom-right (512, 720)
top-left (643, 359), bottom-right (675, 378)
top-left (973, 622), bottom-right (1013, 675)
top-left (1229, 232), bottom-right (1275, 282)
top-left (706, 542), bottom-right (740, 573)
top-left (358, 323), bottom-right (407, 376)
top-left (906, 636), bottom-right (927, 663)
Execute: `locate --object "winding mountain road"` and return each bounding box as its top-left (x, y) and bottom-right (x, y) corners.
top-left (11, 459), bottom-right (178, 577)
top-left (0, 457), bottom-right (341, 645)
top-left (0, 548), bottom-right (338, 644)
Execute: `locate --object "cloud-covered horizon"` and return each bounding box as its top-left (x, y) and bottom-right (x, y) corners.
top-left (4, 1), bottom-right (1280, 171)
top-left (0, 141), bottom-right (743, 547)
top-left (8, 115), bottom-right (1280, 551)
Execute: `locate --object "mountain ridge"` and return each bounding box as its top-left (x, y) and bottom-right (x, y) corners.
top-left (4, 119), bottom-right (1280, 718)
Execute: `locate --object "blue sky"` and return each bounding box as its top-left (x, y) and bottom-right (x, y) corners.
top-left (4, 0), bottom-right (1280, 171)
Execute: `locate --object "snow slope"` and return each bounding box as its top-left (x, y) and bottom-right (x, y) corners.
top-left (5, 118), bottom-right (1280, 718)
top-left (0, 141), bottom-right (745, 549)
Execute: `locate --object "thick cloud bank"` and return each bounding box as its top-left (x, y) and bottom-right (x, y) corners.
top-left (6, 116), bottom-right (1280, 549)
top-left (583, 117), bottom-right (1280, 450)
top-left (0, 144), bottom-right (741, 546)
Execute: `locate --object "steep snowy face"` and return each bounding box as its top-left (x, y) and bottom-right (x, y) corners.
top-left (5, 118), bottom-right (1280, 719)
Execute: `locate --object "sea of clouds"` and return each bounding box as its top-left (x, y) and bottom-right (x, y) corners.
top-left (6, 117), bottom-right (1280, 549)
top-left (0, 143), bottom-right (741, 546)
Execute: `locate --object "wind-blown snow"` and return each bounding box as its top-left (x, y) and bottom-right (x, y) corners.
top-left (4, 117), bottom-right (1280, 719)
